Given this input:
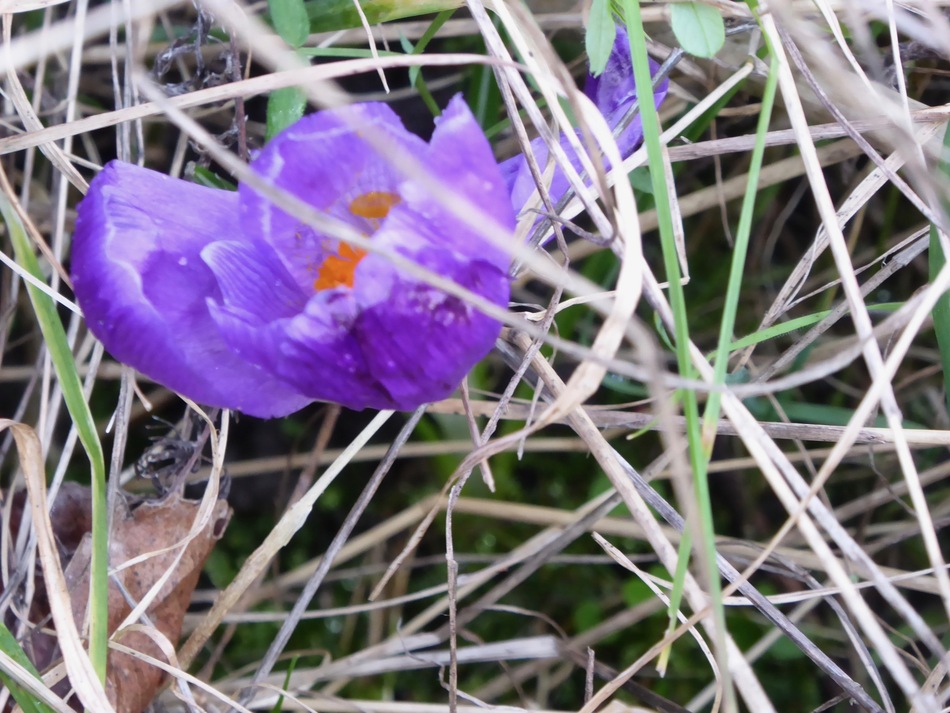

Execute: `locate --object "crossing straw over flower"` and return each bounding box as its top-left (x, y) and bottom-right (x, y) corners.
top-left (72, 97), bottom-right (514, 417)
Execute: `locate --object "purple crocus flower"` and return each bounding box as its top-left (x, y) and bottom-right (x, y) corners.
top-left (501, 24), bottom-right (670, 218)
top-left (71, 96), bottom-right (514, 418)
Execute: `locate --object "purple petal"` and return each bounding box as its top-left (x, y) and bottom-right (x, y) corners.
top-left (71, 161), bottom-right (312, 417)
top-left (506, 23), bottom-right (670, 219)
top-left (208, 291), bottom-right (396, 410)
top-left (498, 151), bottom-right (521, 195)
top-left (403, 95), bottom-right (515, 271)
top-left (213, 248), bottom-right (509, 412)
top-left (240, 103), bottom-right (428, 292)
top-left (225, 96), bottom-right (514, 409)
top-left (75, 97), bottom-right (513, 417)
top-left (201, 240), bottom-right (306, 322)
top-left (586, 24), bottom-right (669, 158)
top-left (352, 247), bottom-right (509, 409)
top-left (202, 241), bottom-right (392, 408)
top-left (584, 25), bottom-right (636, 118)
top-left (504, 135), bottom-right (566, 222)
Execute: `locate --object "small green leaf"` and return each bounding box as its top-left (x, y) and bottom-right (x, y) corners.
top-left (191, 165), bottom-right (236, 191)
top-left (572, 600), bottom-right (603, 631)
top-left (586, 0), bottom-right (616, 76)
top-left (266, 87), bottom-right (307, 141)
top-left (269, 0), bottom-right (309, 48)
top-left (628, 166), bottom-right (653, 194)
top-left (670, 2), bottom-right (725, 58)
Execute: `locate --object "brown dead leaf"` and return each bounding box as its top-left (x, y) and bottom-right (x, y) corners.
top-left (25, 486), bottom-right (230, 712)
top-left (76, 492), bottom-right (230, 712)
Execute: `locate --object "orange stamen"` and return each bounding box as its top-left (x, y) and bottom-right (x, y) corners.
top-left (349, 191), bottom-right (401, 220)
top-left (313, 191), bottom-right (401, 291)
top-left (313, 243), bottom-right (367, 291)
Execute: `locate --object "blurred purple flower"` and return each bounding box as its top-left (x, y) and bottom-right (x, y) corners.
top-left (501, 24), bottom-right (670, 219)
top-left (71, 96), bottom-right (514, 418)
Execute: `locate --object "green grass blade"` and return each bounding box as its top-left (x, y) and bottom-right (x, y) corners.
top-left (406, 10), bottom-right (454, 87)
top-left (620, 1), bottom-right (732, 703)
top-left (306, 0), bottom-right (462, 32)
top-left (1, 195), bottom-right (108, 683)
top-left (728, 302), bottom-right (901, 352)
top-left (397, 30), bottom-right (440, 117)
top-left (0, 622), bottom-right (56, 713)
top-left (703, 56), bottom-right (779, 440)
top-left (269, 657), bottom-right (298, 713)
top-left (930, 123), bottom-right (950, 414)
top-left (297, 47), bottom-right (402, 58)
top-left (729, 310), bottom-right (830, 351)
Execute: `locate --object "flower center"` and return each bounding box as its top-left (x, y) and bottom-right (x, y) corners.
top-left (313, 191), bottom-right (401, 291)
top-left (313, 243), bottom-right (366, 291)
